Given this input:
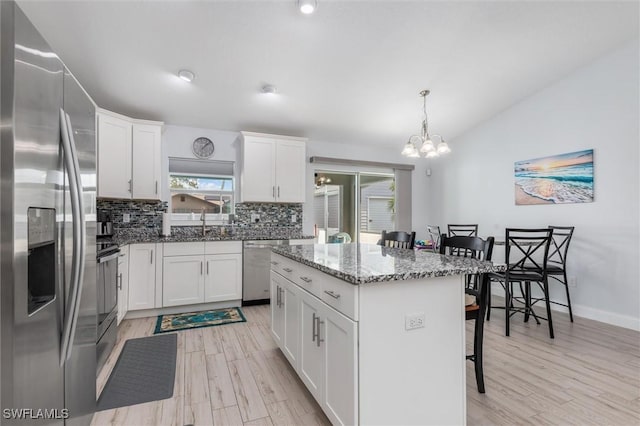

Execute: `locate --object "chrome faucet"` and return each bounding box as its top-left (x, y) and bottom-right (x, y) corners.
top-left (200, 208), bottom-right (206, 236)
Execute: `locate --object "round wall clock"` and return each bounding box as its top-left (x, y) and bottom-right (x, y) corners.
top-left (192, 137), bottom-right (215, 159)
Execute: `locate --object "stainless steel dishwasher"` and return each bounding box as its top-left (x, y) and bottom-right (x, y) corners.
top-left (243, 240), bottom-right (289, 305)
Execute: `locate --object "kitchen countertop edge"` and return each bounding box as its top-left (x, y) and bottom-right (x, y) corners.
top-left (272, 244), bottom-right (506, 285)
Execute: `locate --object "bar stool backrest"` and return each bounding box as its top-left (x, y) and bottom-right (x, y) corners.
top-left (426, 225), bottom-right (441, 252)
top-left (448, 224), bottom-right (479, 237)
top-left (547, 226), bottom-right (575, 270)
top-left (505, 228), bottom-right (554, 275)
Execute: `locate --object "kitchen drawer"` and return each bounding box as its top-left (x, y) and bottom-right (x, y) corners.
top-left (270, 254), bottom-right (295, 280)
top-left (291, 265), bottom-right (323, 300)
top-left (271, 255), bottom-right (314, 294)
top-left (205, 241), bottom-right (242, 255)
top-left (321, 274), bottom-right (358, 321)
top-left (163, 242), bottom-right (204, 257)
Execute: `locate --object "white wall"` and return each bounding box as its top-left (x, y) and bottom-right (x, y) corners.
top-left (430, 40), bottom-right (640, 329)
top-left (162, 126), bottom-right (434, 238)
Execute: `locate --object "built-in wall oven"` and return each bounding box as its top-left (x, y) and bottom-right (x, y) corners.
top-left (96, 240), bottom-right (119, 372)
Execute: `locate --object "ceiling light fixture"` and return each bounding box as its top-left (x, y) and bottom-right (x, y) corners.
top-left (178, 69), bottom-right (195, 83)
top-left (261, 84), bottom-right (277, 95)
top-left (298, 0), bottom-right (317, 14)
top-left (401, 90), bottom-right (450, 158)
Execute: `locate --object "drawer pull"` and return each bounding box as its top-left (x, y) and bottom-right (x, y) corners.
top-left (324, 290), bottom-right (341, 299)
top-left (299, 276), bottom-right (312, 283)
top-left (283, 267), bottom-right (293, 273)
top-left (324, 290), bottom-right (340, 299)
top-left (271, 261), bottom-right (279, 266)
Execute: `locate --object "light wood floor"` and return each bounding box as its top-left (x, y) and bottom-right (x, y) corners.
top-left (92, 303), bottom-right (640, 426)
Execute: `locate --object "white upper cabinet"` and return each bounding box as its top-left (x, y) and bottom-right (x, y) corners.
top-left (132, 124), bottom-right (162, 200)
top-left (275, 139), bottom-right (306, 202)
top-left (240, 132), bottom-right (306, 203)
top-left (97, 109), bottom-right (163, 200)
top-left (97, 113), bottom-right (132, 199)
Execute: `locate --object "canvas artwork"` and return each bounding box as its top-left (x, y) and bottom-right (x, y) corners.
top-left (514, 149), bottom-right (594, 205)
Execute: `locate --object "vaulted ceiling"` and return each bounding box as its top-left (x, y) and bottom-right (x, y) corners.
top-left (18, 1), bottom-right (639, 148)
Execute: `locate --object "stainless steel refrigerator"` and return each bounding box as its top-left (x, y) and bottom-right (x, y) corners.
top-left (1, 2), bottom-right (97, 425)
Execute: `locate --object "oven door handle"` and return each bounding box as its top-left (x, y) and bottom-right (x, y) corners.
top-left (98, 251), bottom-right (121, 263)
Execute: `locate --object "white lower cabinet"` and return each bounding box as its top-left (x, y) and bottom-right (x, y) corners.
top-left (204, 253), bottom-right (242, 302)
top-left (117, 245), bottom-right (129, 324)
top-left (128, 243), bottom-right (156, 311)
top-left (272, 262), bottom-right (358, 426)
top-left (270, 274), bottom-right (284, 346)
top-left (163, 255), bottom-right (204, 307)
top-left (322, 303), bottom-right (358, 426)
top-left (162, 242), bottom-right (242, 308)
top-left (282, 280), bottom-right (300, 368)
top-left (299, 289), bottom-right (325, 403)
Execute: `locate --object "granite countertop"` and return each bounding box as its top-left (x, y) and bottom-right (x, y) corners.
top-left (113, 230), bottom-right (315, 246)
top-left (272, 243), bottom-right (505, 285)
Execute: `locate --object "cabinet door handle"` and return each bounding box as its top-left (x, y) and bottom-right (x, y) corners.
top-left (317, 318), bottom-right (324, 347)
top-left (118, 273), bottom-right (122, 290)
top-left (201, 261), bottom-right (203, 275)
top-left (312, 312), bottom-right (317, 342)
top-left (277, 186), bottom-right (280, 198)
top-left (300, 276), bottom-right (312, 283)
top-left (207, 262), bottom-right (209, 275)
top-left (128, 179), bottom-right (132, 193)
top-left (283, 267), bottom-right (293, 273)
top-left (276, 285), bottom-right (280, 307)
top-left (155, 180), bottom-right (158, 195)
top-left (324, 290), bottom-right (341, 299)
top-left (279, 287), bottom-right (284, 307)
top-left (272, 186), bottom-right (275, 197)
top-left (150, 250), bottom-right (153, 264)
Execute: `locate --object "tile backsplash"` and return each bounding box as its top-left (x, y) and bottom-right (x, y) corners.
top-left (97, 199), bottom-right (167, 232)
top-left (97, 199), bottom-right (303, 234)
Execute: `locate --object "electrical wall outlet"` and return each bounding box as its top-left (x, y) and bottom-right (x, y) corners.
top-left (122, 213), bottom-right (130, 223)
top-left (568, 276), bottom-right (577, 288)
top-left (251, 213), bottom-right (260, 223)
top-left (291, 214), bottom-right (297, 223)
top-left (405, 313), bottom-right (425, 330)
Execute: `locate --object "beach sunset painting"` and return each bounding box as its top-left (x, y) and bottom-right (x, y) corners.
top-left (514, 149), bottom-right (594, 205)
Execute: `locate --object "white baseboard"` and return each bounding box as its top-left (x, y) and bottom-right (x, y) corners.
top-left (490, 290), bottom-right (640, 331)
top-left (570, 304), bottom-right (640, 331)
top-left (124, 299), bottom-right (241, 320)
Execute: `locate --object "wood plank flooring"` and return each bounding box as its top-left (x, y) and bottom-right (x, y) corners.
top-left (92, 303), bottom-right (640, 425)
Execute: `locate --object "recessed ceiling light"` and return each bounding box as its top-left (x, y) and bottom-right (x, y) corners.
top-left (178, 69), bottom-right (195, 83)
top-left (298, 0), bottom-right (317, 14)
top-left (261, 84), bottom-right (277, 95)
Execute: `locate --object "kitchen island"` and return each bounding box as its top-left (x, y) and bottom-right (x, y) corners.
top-left (270, 243), bottom-right (503, 426)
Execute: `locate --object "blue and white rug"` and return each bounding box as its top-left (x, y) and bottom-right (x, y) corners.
top-left (154, 307), bottom-right (246, 334)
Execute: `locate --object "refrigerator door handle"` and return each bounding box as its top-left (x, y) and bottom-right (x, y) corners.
top-left (59, 109), bottom-right (86, 365)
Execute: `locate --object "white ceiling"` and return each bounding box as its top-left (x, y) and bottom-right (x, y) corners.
top-left (17, 1), bottom-right (639, 148)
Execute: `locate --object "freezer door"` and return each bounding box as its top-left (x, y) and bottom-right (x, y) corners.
top-left (62, 69), bottom-right (97, 426)
top-left (2, 4), bottom-right (66, 425)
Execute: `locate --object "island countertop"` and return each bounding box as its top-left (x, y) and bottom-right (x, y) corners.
top-left (272, 243), bottom-right (505, 284)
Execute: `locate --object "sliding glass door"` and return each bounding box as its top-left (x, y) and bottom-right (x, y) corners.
top-left (313, 171), bottom-right (395, 244)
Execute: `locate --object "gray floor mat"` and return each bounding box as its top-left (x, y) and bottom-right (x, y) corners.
top-left (97, 333), bottom-right (177, 411)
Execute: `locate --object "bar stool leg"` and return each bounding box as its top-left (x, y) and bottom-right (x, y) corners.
top-left (505, 280), bottom-right (511, 337)
top-left (563, 270), bottom-right (574, 322)
top-left (543, 277), bottom-right (554, 339)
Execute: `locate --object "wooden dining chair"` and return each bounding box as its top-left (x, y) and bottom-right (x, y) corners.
top-left (426, 225), bottom-right (441, 252)
top-left (546, 226), bottom-right (576, 322)
top-left (379, 230), bottom-right (416, 249)
top-left (488, 228), bottom-right (554, 338)
top-left (447, 224), bottom-right (479, 237)
top-left (440, 234), bottom-right (494, 394)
